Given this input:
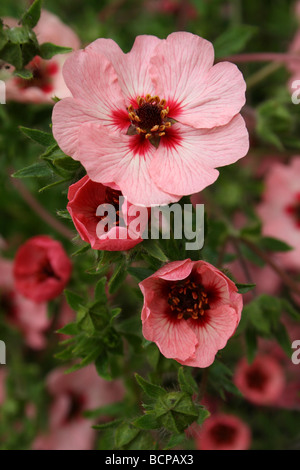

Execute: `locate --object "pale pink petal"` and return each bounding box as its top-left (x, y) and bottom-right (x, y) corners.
top-left (150, 32), bottom-right (246, 128)
top-left (88, 35), bottom-right (161, 103)
top-left (150, 115), bottom-right (249, 196)
top-left (78, 122), bottom-right (178, 206)
top-left (143, 313), bottom-right (197, 362)
top-left (181, 306), bottom-right (238, 368)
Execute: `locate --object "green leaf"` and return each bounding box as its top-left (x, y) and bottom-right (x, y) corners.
top-left (133, 413), bottom-right (160, 430)
top-left (259, 236), bottom-right (293, 252)
top-left (142, 239), bottom-right (168, 262)
top-left (108, 262), bottom-right (127, 294)
top-left (93, 419), bottom-right (123, 430)
top-left (14, 69), bottom-right (33, 79)
top-left (135, 373), bottom-right (166, 399)
top-left (12, 162), bottom-right (52, 179)
top-left (272, 323), bottom-right (291, 356)
top-left (245, 328), bottom-right (257, 363)
top-left (95, 352), bottom-right (112, 381)
top-left (20, 126), bottom-right (56, 147)
top-left (94, 277), bottom-right (107, 302)
top-left (236, 283), bottom-right (256, 294)
top-left (21, 0), bottom-right (42, 28)
top-left (214, 25), bottom-right (257, 58)
top-left (57, 322), bottom-right (79, 336)
top-left (164, 433), bottom-right (186, 450)
top-left (0, 42), bottom-right (22, 69)
top-left (178, 367), bottom-right (198, 395)
top-left (39, 42), bottom-right (72, 60)
top-left (115, 423), bottom-right (140, 448)
top-left (127, 266), bottom-right (155, 282)
top-left (64, 290), bottom-right (83, 311)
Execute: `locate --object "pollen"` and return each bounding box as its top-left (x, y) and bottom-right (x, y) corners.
top-left (127, 95), bottom-right (172, 141)
top-left (168, 278), bottom-right (210, 321)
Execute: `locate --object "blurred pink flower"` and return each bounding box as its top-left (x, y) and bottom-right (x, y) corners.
top-left (3, 10), bottom-right (80, 104)
top-left (0, 257), bottom-right (50, 350)
top-left (139, 259), bottom-right (243, 368)
top-left (234, 356), bottom-right (286, 406)
top-left (13, 235), bottom-right (72, 302)
top-left (257, 157), bottom-right (300, 271)
top-left (52, 32), bottom-right (248, 206)
top-left (196, 413), bottom-right (251, 450)
top-left (33, 365), bottom-right (125, 450)
top-left (67, 175), bottom-right (148, 251)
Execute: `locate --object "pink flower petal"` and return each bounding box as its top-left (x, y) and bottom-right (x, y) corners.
top-left (150, 32), bottom-right (246, 128)
top-left (78, 122), bottom-right (178, 206)
top-left (150, 115), bottom-right (249, 196)
top-left (88, 35), bottom-right (161, 103)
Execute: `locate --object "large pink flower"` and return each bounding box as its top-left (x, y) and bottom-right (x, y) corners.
top-left (196, 413), bottom-right (251, 451)
top-left (257, 157), bottom-right (300, 271)
top-left (139, 259), bottom-right (243, 368)
top-left (0, 257), bottom-right (50, 349)
top-left (52, 32), bottom-right (249, 206)
top-left (13, 235), bottom-right (72, 302)
top-left (3, 10), bottom-right (80, 104)
top-left (32, 365), bottom-right (124, 450)
top-left (67, 175), bottom-right (148, 250)
top-left (234, 356), bottom-right (286, 406)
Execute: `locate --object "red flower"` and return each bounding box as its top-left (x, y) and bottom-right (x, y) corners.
top-left (234, 356), bottom-right (286, 406)
top-left (13, 236), bottom-right (72, 302)
top-left (139, 259), bottom-right (243, 368)
top-left (67, 176), bottom-right (148, 251)
top-left (196, 414), bottom-right (251, 450)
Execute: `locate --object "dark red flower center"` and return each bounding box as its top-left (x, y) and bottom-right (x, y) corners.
top-left (210, 423), bottom-right (238, 445)
top-left (168, 278), bottom-right (210, 320)
top-left (15, 56), bottom-right (58, 93)
top-left (285, 192), bottom-right (300, 229)
top-left (127, 95), bottom-right (172, 142)
top-left (38, 259), bottom-right (61, 282)
top-left (0, 291), bottom-right (17, 316)
top-left (245, 366), bottom-right (268, 391)
top-left (65, 391), bottom-right (86, 422)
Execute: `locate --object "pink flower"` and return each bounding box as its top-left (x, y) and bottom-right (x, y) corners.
top-left (234, 356), bottom-right (286, 406)
top-left (257, 157), bottom-right (300, 271)
top-left (32, 365), bottom-right (124, 450)
top-left (67, 175), bottom-right (148, 251)
top-left (139, 259), bottom-right (243, 368)
top-left (3, 10), bottom-right (80, 104)
top-left (13, 235), bottom-right (72, 302)
top-left (0, 257), bottom-right (50, 349)
top-left (52, 32), bottom-right (249, 206)
top-left (196, 413), bottom-right (251, 450)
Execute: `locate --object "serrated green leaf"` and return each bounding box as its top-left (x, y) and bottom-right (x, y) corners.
top-left (21, 0), bottom-right (42, 28)
top-left (135, 373), bottom-right (166, 399)
top-left (12, 162), bottom-right (52, 178)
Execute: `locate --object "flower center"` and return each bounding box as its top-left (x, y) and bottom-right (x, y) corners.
top-left (128, 95), bottom-right (171, 140)
top-left (168, 278), bottom-right (210, 320)
top-left (245, 367), bottom-right (268, 391)
top-left (285, 192), bottom-right (300, 228)
top-left (210, 423), bottom-right (237, 445)
top-left (15, 56), bottom-right (58, 93)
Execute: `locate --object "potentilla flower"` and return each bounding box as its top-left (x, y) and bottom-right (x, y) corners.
top-left (52, 32), bottom-right (249, 206)
top-left (139, 259), bottom-right (243, 368)
top-left (0, 257), bottom-right (50, 349)
top-left (196, 414), bottom-right (251, 451)
top-left (13, 235), bottom-right (72, 302)
top-left (234, 356), bottom-right (285, 406)
top-left (3, 10), bottom-right (80, 104)
top-left (33, 365), bottom-right (124, 450)
top-left (257, 157), bottom-right (300, 271)
top-left (67, 175), bottom-right (148, 251)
